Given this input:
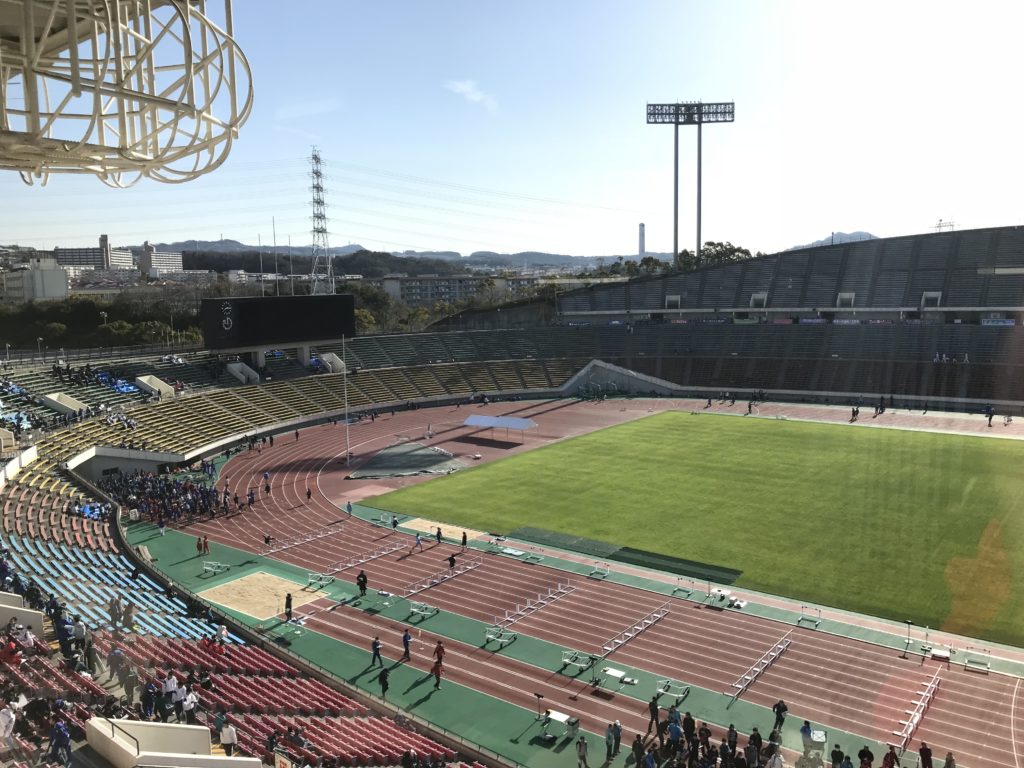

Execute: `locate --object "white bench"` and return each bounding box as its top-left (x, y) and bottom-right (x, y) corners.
top-left (203, 561), bottom-right (229, 575)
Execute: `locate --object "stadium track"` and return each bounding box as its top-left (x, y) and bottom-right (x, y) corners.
top-left (181, 399), bottom-right (1024, 768)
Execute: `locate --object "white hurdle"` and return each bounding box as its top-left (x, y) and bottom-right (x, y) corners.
top-left (484, 625), bottom-right (518, 647)
top-left (655, 678), bottom-right (691, 704)
top-left (797, 604), bottom-right (822, 628)
top-left (588, 561), bottom-right (610, 580)
top-left (561, 650), bottom-right (597, 671)
top-left (306, 572), bottom-right (335, 590)
top-left (672, 577), bottom-right (695, 597)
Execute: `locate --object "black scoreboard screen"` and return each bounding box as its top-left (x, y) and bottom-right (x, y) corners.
top-left (200, 295), bottom-right (356, 350)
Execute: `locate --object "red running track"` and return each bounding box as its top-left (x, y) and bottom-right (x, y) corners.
top-left (178, 400), bottom-right (1024, 768)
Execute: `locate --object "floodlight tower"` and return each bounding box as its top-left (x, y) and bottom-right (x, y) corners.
top-left (309, 147), bottom-right (335, 295)
top-left (646, 101), bottom-right (734, 264)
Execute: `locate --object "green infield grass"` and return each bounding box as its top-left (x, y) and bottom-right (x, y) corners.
top-left (369, 412), bottom-right (1024, 647)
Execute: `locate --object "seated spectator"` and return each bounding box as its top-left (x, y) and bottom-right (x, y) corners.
top-left (2, 637), bottom-right (23, 665)
top-left (14, 624), bottom-right (35, 650)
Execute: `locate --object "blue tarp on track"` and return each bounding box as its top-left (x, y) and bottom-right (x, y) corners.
top-left (463, 415), bottom-right (537, 431)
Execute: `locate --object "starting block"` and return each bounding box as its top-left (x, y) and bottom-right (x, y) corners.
top-left (484, 625), bottom-right (517, 647)
top-left (202, 561), bottom-right (229, 575)
top-left (409, 600), bottom-right (439, 619)
top-left (655, 678), bottom-right (691, 704)
top-left (561, 650), bottom-right (597, 672)
top-left (306, 572), bottom-right (335, 590)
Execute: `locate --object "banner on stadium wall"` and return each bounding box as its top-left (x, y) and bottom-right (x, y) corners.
top-left (798, 318), bottom-right (827, 324)
top-left (772, 318), bottom-right (794, 324)
top-left (833, 318), bottom-right (862, 325)
top-left (981, 318), bottom-right (1016, 326)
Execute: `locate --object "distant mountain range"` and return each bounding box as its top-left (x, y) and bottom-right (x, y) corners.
top-left (150, 240), bottom-right (660, 269)
top-left (152, 239), bottom-right (366, 257)
top-left (143, 233), bottom-right (876, 269)
top-left (788, 232), bottom-right (877, 250)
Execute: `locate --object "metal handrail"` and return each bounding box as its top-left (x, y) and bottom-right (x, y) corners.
top-left (106, 717), bottom-right (141, 756)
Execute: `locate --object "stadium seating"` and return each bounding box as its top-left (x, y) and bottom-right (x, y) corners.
top-left (88, 630), bottom-right (457, 766)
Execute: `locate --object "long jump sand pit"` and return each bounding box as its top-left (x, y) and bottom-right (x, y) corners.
top-left (198, 571), bottom-right (324, 621)
top-left (401, 517), bottom-right (488, 544)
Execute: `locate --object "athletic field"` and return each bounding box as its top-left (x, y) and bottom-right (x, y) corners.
top-left (370, 412), bottom-right (1024, 647)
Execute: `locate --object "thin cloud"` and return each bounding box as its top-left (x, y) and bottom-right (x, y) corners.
top-left (445, 79), bottom-right (497, 112)
top-left (272, 97), bottom-right (342, 123)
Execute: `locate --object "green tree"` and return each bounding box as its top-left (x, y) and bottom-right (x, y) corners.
top-left (701, 241), bottom-right (753, 268)
top-left (131, 320), bottom-right (171, 345)
top-left (99, 320), bottom-right (134, 343)
top-left (42, 322), bottom-right (67, 340)
top-left (639, 255), bottom-right (669, 274)
top-left (354, 308), bottom-right (377, 334)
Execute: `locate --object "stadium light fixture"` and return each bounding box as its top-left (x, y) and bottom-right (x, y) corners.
top-left (646, 101), bottom-right (734, 263)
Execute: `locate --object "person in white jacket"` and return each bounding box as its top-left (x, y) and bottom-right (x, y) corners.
top-left (0, 702), bottom-right (16, 754)
top-left (182, 687), bottom-right (199, 725)
top-left (220, 722), bottom-right (238, 757)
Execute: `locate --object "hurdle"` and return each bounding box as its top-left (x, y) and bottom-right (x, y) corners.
top-left (257, 619), bottom-right (306, 643)
top-left (655, 678), bottom-right (691, 704)
top-left (561, 650), bottom-right (597, 672)
top-left (672, 577), bottom-right (695, 597)
top-left (484, 625), bottom-right (518, 647)
top-left (306, 572), bottom-right (335, 590)
top-left (963, 645), bottom-right (991, 674)
top-left (600, 602), bottom-right (670, 658)
top-left (588, 561), bottom-right (610, 580)
top-left (202, 561), bottom-right (230, 575)
top-left (493, 581), bottom-right (575, 630)
top-left (797, 605), bottom-right (822, 628)
top-left (371, 512), bottom-right (399, 528)
top-left (728, 630), bottom-right (792, 704)
top-left (403, 554), bottom-right (482, 597)
top-left (262, 522), bottom-right (344, 556)
top-left (329, 540), bottom-right (406, 573)
top-left (408, 600), bottom-right (439, 620)
top-left (890, 668), bottom-right (941, 753)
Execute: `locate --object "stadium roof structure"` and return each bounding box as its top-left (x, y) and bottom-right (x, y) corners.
top-left (0, 0), bottom-right (252, 186)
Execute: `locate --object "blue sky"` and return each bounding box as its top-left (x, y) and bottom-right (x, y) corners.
top-left (2, 1), bottom-right (1023, 256)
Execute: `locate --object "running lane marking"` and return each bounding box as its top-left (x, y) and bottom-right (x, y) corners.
top-left (1012, 677), bottom-right (1021, 768)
